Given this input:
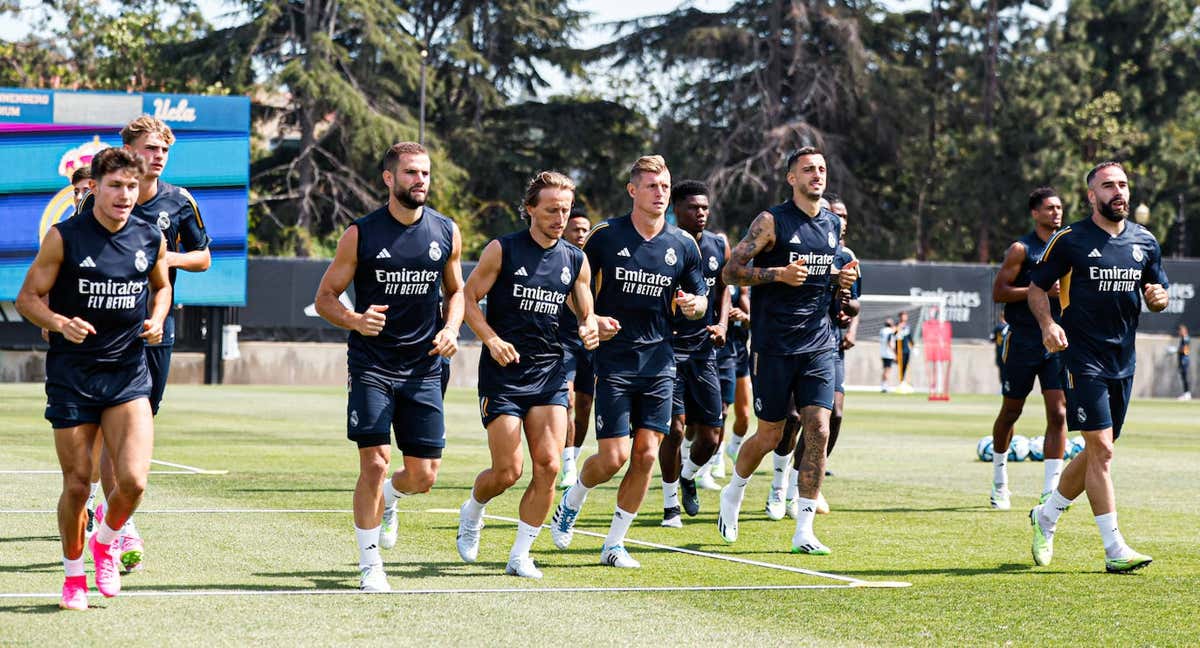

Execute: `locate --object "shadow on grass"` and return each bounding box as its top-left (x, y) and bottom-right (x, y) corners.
top-left (830, 562), bottom-right (1044, 577)
top-left (0, 561), bottom-right (63, 573)
top-left (833, 506), bottom-right (991, 514)
top-left (0, 536), bottom-right (60, 544)
top-left (228, 487), bottom-right (352, 494)
top-left (0, 603), bottom-right (64, 615)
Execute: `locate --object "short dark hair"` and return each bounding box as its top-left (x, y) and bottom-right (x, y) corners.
top-left (71, 166), bottom-right (92, 184)
top-left (671, 180), bottom-right (708, 206)
top-left (1028, 186), bottom-right (1059, 211)
top-left (90, 147), bottom-right (147, 182)
top-left (1085, 161), bottom-right (1124, 186)
top-left (824, 192), bottom-right (845, 208)
top-left (786, 146), bottom-right (822, 169)
top-left (569, 206), bottom-right (591, 222)
top-left (380, 141), bottom-right (428, 173)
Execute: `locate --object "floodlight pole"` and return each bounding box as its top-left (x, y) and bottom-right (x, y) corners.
top-left (419, 48), bottom-right (428, 145)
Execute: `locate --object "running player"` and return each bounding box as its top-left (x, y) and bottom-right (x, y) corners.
top-left (721, 286), bottom-right (752, 467)
top-left (549, 155), bottom-right (708, 568)
top-left (1028, 161), bottom-right (1169, 573)
top-left (456, 171), bottom-right (599, 578)
top-left (719, 146), bottom-right (859, 554)
top-left (895, 311), bottom-right (914, 391)
top-left (658, 180), bottom-right (730, 528)
top-left (16, 147), bottom-right (171, 610)
top-left (988, 187), bottom-right (1067, 510)
top-left (559, 209), bottom-right (595, 488)
top-left (314, 142), bottom-right (465, 592)
top-left (1175, 324), bottom-right (1191, 400)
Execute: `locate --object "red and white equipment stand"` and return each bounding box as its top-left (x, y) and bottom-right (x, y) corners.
top-left (923, 318), bottom-right (952, 401)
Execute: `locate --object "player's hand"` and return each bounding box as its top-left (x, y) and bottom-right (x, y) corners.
top-left (578, 319), bottom-right (600, 351)
top-left (484, 336), bottom-right (519, 366)
top-left (430, 325), bottom-right (459, 358)
top-left (674, 289), bottom-right (703, 319)
top-left (40, 328), bottom-right (49, 343)
top-left (597, 316), bottom-right (621, 341)
top-left (707, 323), bottom-right (727, 347)
top-left (1041, 322), bottom-right (1068, 353)
top-left (1048, 280), bottom-right (1061, 298)
top-left (729, 307), bottom-right (749, 324)
top-left (778, 259), bottom-right (808, 286)
top-left (836, 260), bottom-right (859, 291)
top-left (355, 304), bottom-right (389, 336)
top-left (139, 319), bottom-right (164, 345)
top-left (841, 332), bottom-right (856, 351)
top-left (58, 317), bottom-right (96, 344)
top-left (1143, 283), bottom-right (1169, 311)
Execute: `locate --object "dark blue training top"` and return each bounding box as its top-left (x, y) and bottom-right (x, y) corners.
top-left (750, 200), bottom-right (842, 355)
top-left (49, 207), bottom-right (162, 364)
top-left (829, 247), bottom-right (862, 351)
top-left (478, 230), bottom-right (584, 396)
top-left (347, 206), bottom-right (455, 380)
top-left (671, 231), bottom-right (727, 359)
top-left (557, 241), bottom-right (585, 355)
top-left (1030, 217), bottom-right (1168, 378)
top-left (1004, 230), bottom-right (1062, 341)
top-left (584, 214), bottom-right (707, 378)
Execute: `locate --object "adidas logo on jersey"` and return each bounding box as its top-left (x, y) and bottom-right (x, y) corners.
top-left (618, 248), bottom-right (631, 257)
top-left (514, 267), bottom-right (528, 277)
top-left (1088, 248), bottom-right (1102, 258)
top-left (79, 256), bottom-right (96, 268)
top-left (376, 248), bottom-right (392, 259)
top-left (789, 234), bottom-right (802, 244)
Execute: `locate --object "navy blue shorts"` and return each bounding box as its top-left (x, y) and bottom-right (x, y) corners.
top-left (478, 386), bottom-right (569, 427)
top-left (593, 373), bottom-right (673, 438)
top-left (732, 336), bottom-right (751, 378)
top-left (44, 354), bottom-right (151, 429)
top-left (1001, 332), bottom-right (1065, 399)
top-left (671, 354), bottom-right (724, 427)
top-left (564, 347), bottom-right (595, 396)
top-left (751, 348), bottom-right (837, 421)
top-left (1065, 371), bottom-right (1132, 440)
top-left (347, 371), bottom-right (445, 457)
top-left (834, 350), bottom-right (846, 394)
top-left (719, 361), bottom-right (737, 406)
top-left (145, 344), bottom-right (172, 415)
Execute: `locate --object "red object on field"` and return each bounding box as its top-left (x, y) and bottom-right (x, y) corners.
top-left (923, 318), bottom-right (952, 401)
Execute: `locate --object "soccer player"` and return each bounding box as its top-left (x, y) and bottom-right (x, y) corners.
top-left (16, 147), bottom-right (171, 610)
top-left (879, 318), bottom-right (896, 391)
top-left (456, 171), bottom-right (599, 578)
top-left (895, 311), bottom-right (915, 391)
top-left (549, 155), bottom-right (708, 568)
top-left (1028, 161), bottom-right (1169, 573)
top-left (657, 180), bottom-right (730, 528)
top-left (720, 286), bottom-right (753, 467)
top-left (987, 187), bottom-right (1068, 510)
top-left (719, 146), bottom-right (858, 554)
top-left (559, 210), bottom-right (596, 488)
top-left (1175, 324), bottom-right (1191, 400)
top-left (992, 314), bottom-right (1009, 388)
top-left (314, 142), bottom-right (465, 592)
top-left (70, 166), bottom-right (92, 202)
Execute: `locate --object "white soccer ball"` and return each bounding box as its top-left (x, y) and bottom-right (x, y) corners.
top-left (1069, 435), bottom-right (1086, 458)
top-left (1008, 435), bottom-right (1031, 462)
top-left (1029, 435), bottom-right (1045, 461)
top-left (976, 436), bottom-right (994, 462)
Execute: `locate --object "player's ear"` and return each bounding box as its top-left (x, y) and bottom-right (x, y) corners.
top-left (627, 182), bottom-right (636, 199)
top-left (381, 169), bottom-right (394, 189)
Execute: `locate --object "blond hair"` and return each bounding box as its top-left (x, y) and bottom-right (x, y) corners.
top-left (629, 155), bottom-right (668, 185)
top-left (121, 115), bottom-right (175, 147)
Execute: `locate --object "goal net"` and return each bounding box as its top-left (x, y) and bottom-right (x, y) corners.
top-left (851, 293), bottom-right (950, 397)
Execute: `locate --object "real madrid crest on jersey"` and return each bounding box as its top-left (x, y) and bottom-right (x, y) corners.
top-left (157, 211), bottom-right (170, 231)
top-left (134, 249), bottom-right (149, 272)
top-left (428, 240), bottom-right (442, 261)
top-left (665, 248), bottom-right (677, 266)
top-left (708, 256), bottom-right (718, 271)
top-left (560, 266), bottom-right (571, 285)
top-left (1131, 244), bottom-right (1143, 262)
top-left (828, 231), bottom-right (837, 248)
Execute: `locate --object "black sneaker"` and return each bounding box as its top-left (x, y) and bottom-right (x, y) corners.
top-left (661, 506), bottom-right (682, 528)
top-left (680, 477), bottom-right (700, 517)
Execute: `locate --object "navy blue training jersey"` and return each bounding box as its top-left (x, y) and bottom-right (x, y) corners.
top-left (1030, 218), bottom-right (1168, 378)
top-left (585, 214), bottom-right (707, 377)
top-left (671, 231), bottom-right (727, 358)
top-left (1004, 230), bottom-right (1061, 335)
top-left (49, 208), bottom-right (163, 364)
top-left (478, 230), bottom-right (584, 395)
top-left (830, 247), bottom-right (861, 348)
top-left (347, 206), bottom-right (455, 379)
top-left (750, 201), bottom-right (842, 355)
top-left (558, 242), bottom-right (585, 355)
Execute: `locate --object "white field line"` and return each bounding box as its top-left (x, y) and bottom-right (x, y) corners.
top-left (149, 459), bottom-right (228, 475)
top-left (0, 470), bottom-right (199, 476)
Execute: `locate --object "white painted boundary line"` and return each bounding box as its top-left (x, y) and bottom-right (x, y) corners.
top-left (149, 459), bottom-right (228, 475)
top-left (0, 470), bottom-right (199, 476)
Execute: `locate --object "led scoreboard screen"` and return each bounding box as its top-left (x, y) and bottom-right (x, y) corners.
top-left (0, 88), bottom-right (249, 306)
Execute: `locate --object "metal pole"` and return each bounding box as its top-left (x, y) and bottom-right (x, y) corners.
top-left (1177, 193), bottom-right (1186, 259)
top-left (419, 49), bottom-right (428, 145)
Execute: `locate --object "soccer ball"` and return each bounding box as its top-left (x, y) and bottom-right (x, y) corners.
top-left (1068, 435), bottom-right (1086, 458)
top-left (1008, 435), bottom-right (1031, 462)
top-left (976, 436), bottom-right (994, 462)
top-left (1029, 435), bottom-right (1045, 461)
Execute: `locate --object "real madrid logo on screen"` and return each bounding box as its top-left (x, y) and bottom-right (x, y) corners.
top-left (38, 136), bottom-right (115, 244)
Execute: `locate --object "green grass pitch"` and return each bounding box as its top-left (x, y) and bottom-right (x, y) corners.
top-left (1, 383), bottom-right (1197, 646)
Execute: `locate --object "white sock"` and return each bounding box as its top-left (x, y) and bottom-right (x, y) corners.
top-left (709, 443), bottom-right (724, 467)
top-left (462, 491), bottom-right (486, 524)
top-left (383, 480), bottom-right (407, 510)
top-left (562, 449), bottom-right (576, 473)
top-left (88, 481), bottom-right (100, 500)
top-left (787, 466), bottom-right (799, 501)
top-left (510, 521), bottom-right (542, 560)
top-left (728, 434), bottom-right (744, 457)
top-left (662, 480), bottom-right (680, 509)
top-left (727, 470), bottom-right (751, 502)
top-left (793, 497), bottom-right (818, 538)
top-left (604, 507), bottom-right (636, 548)
top-left (572, 446), bottom-right (582, 461)
top-left (355, 525), bottom-right (382, 568)
top-left (681, 456), bottom-right (702, 480)
top-left (63, 556), bottom-right (85, 577)
top-left (1095, 512), bottom-right (1130, 558)
top-left (1042, 459), bottom-right (1065, 496)
top-left (992, 446), bottom-right (1009, 488)
top-left (564, 481), bottom-right (590, 510)
top-left (95, 521), bottom-right (119, 546)
top-left (771, 451), bottom-right (789, 490)
top-left (1040, 489), bottom-right (1074, 528)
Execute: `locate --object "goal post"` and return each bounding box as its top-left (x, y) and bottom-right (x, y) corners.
top-left (852, 294), bottom-right (950, 397)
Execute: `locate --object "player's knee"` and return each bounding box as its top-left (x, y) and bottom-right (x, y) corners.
top-left (1086, 440), bottom-right (1114, 466)
top-left (495, 464), bottom-right (523, 489)
top-left (408, 470), bottom-right (437, 493)
top-left (629, 446), bottom-right (658, 472)
top-left (597, 448), bottom-right (629, 474)
top-left (1046, 409), bottom-right (1067, 430)
top-left (530, 453), bottom-right (558, 479)
top-left (62, 474), bottom-right (91, 503)
top-left (360, 456), bottom-right (389, 483)
top-left (116, 473), bottom-right (147, 499)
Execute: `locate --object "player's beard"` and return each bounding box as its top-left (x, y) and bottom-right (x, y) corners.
top-left (1098, 197), bottom-right (1128, 222)
top-left (394, 184), bottom-right (427, 209)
